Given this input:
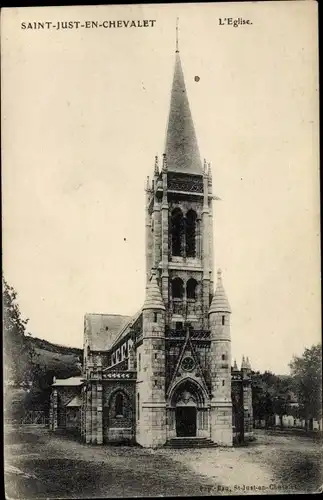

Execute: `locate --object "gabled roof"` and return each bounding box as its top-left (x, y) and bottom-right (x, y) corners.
top-left (52, 377), bottom-right (84, 387)
top-left (164, 52), bottom-right (203, 175)
top-left (85, 313), bottom-right (131, 352)
top-left (66, 395), bottom-right (82, 407)
top-left (166, 327), bottom-right (210, 399)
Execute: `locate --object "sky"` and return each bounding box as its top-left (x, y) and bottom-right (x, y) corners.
top-left (2, 2), bottom-right (320, 375)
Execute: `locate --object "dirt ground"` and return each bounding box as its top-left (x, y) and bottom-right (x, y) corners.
top-left (4, 426), bottom-right (323, 499)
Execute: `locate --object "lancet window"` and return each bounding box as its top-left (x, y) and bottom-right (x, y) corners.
top-left (170, 207), bottom-right (197, 258)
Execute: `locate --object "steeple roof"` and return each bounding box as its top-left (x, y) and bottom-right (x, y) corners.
top-left (209, 269), bottom-right (232, 314)
top-left (164, 48), bottom-right (203, 175)
top-left (142, 271), bottom-right (165, 311)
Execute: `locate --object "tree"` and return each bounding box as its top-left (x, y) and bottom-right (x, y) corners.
top-left (3, 276), bottom-right (32, 386)
top-left (252, 371), bottom-right (294, 429)
top-left (289, 344), bottom-right (322, 429)
top-left (3, 277), bottom-right (83, 419)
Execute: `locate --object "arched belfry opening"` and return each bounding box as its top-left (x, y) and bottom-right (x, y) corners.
top-left (171, 277), bottom-right (184, 316)
top-left (171, 208), bottom-right (184, 256)
top-left (170, 208), bottom-right (198, 258)
top-left (185, 209), bottom-right (197, 257)
top-left (186, 278), bottom-right (198, 300)
top-left (171, 277), bottom-right (184, 299)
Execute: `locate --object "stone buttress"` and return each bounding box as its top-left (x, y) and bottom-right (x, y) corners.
top-left (136, 271), bottom-right (167, 447)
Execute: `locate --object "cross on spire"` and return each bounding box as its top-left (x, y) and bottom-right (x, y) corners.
top-left (176, 17), bottom-right (179, 53)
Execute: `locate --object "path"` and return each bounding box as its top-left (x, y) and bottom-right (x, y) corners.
top-left (4, 426), bottom-right (322, 499)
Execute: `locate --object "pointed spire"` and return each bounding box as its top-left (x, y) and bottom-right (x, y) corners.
top-left (145, 175), bottom-right (150, 191)
top-left (154, 155), bottom-right (159, 175)
top-left (164, 44), bottom-right (203, 175)
top-left (246, 356), bottom-right (252, 371)
top-left (142, 270), bottom-right (165, 311)
top-left (209, 269), bottom-right (232, 314)
top-left (233, 359), bottom-right (238, 371)
top-left (241, 355), bottom-right (247, 370)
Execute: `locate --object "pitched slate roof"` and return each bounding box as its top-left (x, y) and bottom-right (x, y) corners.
top-left (85, 313), bottom-right (131, 352)
top-left (164, 51), bottom-right (203, 175)
top-left (110, 308), bottom-right (143, 349)
top-left (52, 377), bottom-right (84, 387)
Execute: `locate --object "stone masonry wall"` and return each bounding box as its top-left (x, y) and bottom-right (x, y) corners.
top-left (137, 309), bottom-right (166, 448)
top-left (209, 311), bottom-right (232, 446)
top-left (102, 382), bottom-right (135, 443)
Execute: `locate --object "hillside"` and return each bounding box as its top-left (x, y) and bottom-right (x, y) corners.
top-left (4, 337), bottom-right (83, 419)
top-left (26, 336), bottom-right (83, 376)
top-left (26, 336), bottom-right (82, 356)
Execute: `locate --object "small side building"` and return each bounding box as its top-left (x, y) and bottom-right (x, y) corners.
top-left (49, 376), bottom-right (84, 435)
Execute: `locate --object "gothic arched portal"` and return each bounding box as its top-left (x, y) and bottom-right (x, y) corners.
top-left (169, 378), bottom-right (207, 437)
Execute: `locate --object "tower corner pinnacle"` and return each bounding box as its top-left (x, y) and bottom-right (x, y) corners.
top-left (162, 153), bottom-right (168, 172)
top-left (154, 155), bottom-right (159, 175)
top-left (209, 269), bottom-right (231, 315)
top-left (142, 271), bottom-right (165, 312)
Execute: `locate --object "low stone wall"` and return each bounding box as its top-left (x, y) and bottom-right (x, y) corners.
top-left (255, 416), bottom-right (323, 431)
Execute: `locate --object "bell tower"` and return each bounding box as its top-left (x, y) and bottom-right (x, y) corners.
top-left (141, 22), bottom-right (233, 446)
top-left (144, 30), bottom-right (214, 333)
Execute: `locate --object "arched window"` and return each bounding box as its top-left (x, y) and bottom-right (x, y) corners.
top-left (186, 210), bottom-right (197, 257)
top-left (171, 208), bottom-right (184, 256)
top-left (115, 393), bottom-right (124, 417)
top-left (172, 277), bottom-right (184, 299)
top-left (187, 278), bottom-right (198, 300)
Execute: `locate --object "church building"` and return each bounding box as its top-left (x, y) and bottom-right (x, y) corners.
top-left (49, 37), bottom-right (253, 448)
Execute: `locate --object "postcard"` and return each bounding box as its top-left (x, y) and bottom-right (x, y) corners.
top-left (2, 2), bottom-right (321, 498)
